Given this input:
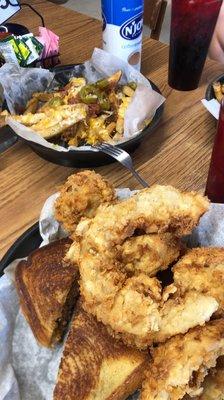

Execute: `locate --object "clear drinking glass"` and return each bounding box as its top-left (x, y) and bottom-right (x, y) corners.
top-left (168, 0), bottom-right (222, 91)
top-left (205, 100), bottom-right (224, 203)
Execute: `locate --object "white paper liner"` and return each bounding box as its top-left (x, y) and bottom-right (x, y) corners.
top-left (0, 189), bottom-right (223, 400)
top-left (6, 48), bottom-right (165, 152)
top-left (0, 63), bottom-right (54, 114)
top-left (201, 98), bottom-right (220, 120)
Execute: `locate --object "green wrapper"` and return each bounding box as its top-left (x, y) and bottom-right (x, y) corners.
top-left (0, 41), bottom-right (19, 65)
top-left (1, 36), bottom-right (23, 64)
top-left (21, 34), bottom-right (44, 65)
top-left (23, 37), bottom-right (39, 65)
top-left (15, 38), bottom-right (31, 65)
top-left (30, 36), bottom-right (44, 57)
top-left (0, 33), bottom-right (45, 67)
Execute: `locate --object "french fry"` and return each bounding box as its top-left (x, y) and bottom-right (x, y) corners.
top-left (122, 85), bottom-right (135, 97)
top-left (24, 97), bottom-right (39, 114)
top-left (0, 110), bottom-right (9, 128)
top-left (38, 95), bottom-right (64, 112)
top-left (33, 92), bottom-right (55, 102)
top-left (12, 104), bottom-right (87, 139)
top-left (113, 131), bottom-right (123, 142)
top-left (68, 136), bottom-right (78, 146)
top-left (116, 116), bottom-right (124, 135)
top-left (213, 82), bottom-right (223, 103)
top-left (67, 124), bottom-right (80, 147)
top-left (106, 122), bottom-right (116, 135)
top-left (62, 123), bottom-right (78, 142)
top-left (109, 91), bottom-right (119, 113)
top-left (64, 77), bottom-right (86, 91)
top-left (13, 112), bottom-right (46, 126)
top-left (107, 70), bottom-right (122, 87)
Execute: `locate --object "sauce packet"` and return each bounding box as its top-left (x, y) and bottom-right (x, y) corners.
top-left (20, 34), bottom-right (44, 65)
top-left (0, 36), bottom-right (23, 65)
top-left (15, 38), bottom-right (31, 65)
top-left (0, 41), bottom-right (19, 65)
top-left (0, 33), bottom-right (45, 67)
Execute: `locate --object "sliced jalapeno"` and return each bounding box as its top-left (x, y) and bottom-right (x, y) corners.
top-left (96, 79), bottom-right (109, 89)
top-left (128, 81), bottom-right (137, 90)
top-left (99, 96), bottom-right (110, 111)
top-left (79, 84), bottom-right (98, 104)
top-left (48, 96), bottom-right (63, 106)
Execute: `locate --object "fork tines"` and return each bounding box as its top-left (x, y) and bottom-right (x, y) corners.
top-left (94, 142), bottom-right (122, 156)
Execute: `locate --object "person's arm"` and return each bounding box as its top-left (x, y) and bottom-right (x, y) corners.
top-left (209, 1), bottom-right (224, 64)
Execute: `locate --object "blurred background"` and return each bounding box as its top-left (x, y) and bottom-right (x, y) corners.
top-left (51, 0), bottom-right (171, 44)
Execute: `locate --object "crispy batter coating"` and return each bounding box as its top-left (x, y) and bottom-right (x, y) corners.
top-left (196, 357), bottom-right (224, 400)
top-left (118, 233), bottom-right (181, 277)
top-left (75, 185), bottom-right (209, 253)
top-left (104, 276), bottom-right (217, 349)
top-left (173, 248), bottom-right (224, 317)
top-left (141, 320), bottom-right (224, 400)
top-left (68, 185), bottom-right (211, 348)
top-left (54, 170), bottom-right (116, 233)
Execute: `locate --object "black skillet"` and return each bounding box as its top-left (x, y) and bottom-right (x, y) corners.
top-left (5, 64), bottom-right (164, 167)
top-left (0, 222), bottom-right (41, 276)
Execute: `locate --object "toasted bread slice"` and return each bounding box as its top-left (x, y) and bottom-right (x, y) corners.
top-left (53, 303), bottom-right (149, 400)
top-left (15, 238), bottom-right (79, 347)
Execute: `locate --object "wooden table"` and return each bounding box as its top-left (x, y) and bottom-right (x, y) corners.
top-left (0, 0), bottom-right (223, 258)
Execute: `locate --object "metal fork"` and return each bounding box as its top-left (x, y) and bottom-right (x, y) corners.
top-left (93, 142), bottom-right (149, 188)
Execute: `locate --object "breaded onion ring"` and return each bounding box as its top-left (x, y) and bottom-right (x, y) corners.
top-left (54, 170), bottom-right (116, 233)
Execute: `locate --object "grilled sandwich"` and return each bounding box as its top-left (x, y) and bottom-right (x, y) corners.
top-left (15, 238), bottom-right (79, 347)
top-left (53, 303), bottom-right (149, 400)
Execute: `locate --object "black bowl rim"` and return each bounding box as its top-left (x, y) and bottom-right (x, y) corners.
top-left (205, 73), bottom-right (224, 101)
top-left (0, 222), bottom-right (40, 276)
top-left (10, 63), bottom-right (164, 155)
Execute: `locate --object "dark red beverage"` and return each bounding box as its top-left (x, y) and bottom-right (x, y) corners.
top-left (169, 0), bottom-right (222, 91)
top-left (205, 100), bottom-right (224, 203)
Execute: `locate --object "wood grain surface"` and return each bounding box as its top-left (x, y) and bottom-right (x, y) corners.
top-left (0, 0), bottom-right (223, 258)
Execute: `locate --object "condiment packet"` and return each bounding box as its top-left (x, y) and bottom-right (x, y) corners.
top-left (23, 38), bottom-right (39, 65)
top-left (0, 41), bottom-right (19, 65)
top-left (36, 27), bottom-right (59, 60)
top-left (22, 36), bottom-right (44, 65)
top-left (0, 33), bottom-right (45, 68)
top-left (0, 36), bottom-right (23, 65)
top-left (15, 38), bottom-right (31, 66)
